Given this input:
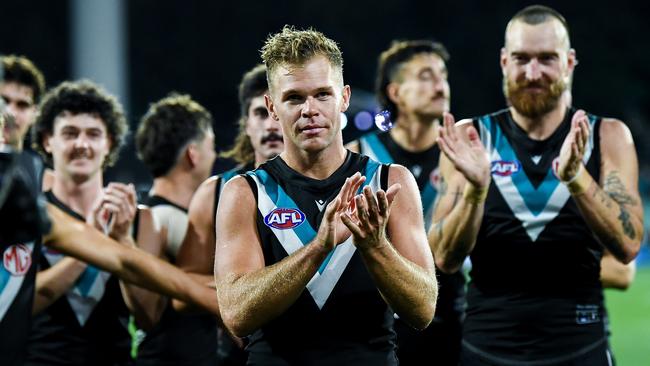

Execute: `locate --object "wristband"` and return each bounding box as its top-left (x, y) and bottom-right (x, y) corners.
top-left (560, 164), bottom-right (583, 185)
top-left (563, 165), bottom-right (589, 195)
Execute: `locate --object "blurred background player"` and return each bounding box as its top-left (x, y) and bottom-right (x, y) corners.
top-left (175, 64), bottom-right (283, 365)
top-left (0, 89), bottom-right (220, 366)
top-left (25, 80), bottom-right (170, 366)
top-left (218, 64), bottom-right (283, 184)
top-left (0, 55), bottom-right (51, 189)
top-left (1, 55), bottom-right (45, 151)
top-left (347, 40), bottom-right (463, 365)
top-left (131, 93), bottom-right (218, 366)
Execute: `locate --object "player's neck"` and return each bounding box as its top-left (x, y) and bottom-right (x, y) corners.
top-left (281, 141), bottom-right (347, 180)
top-left (254, 152), bottom-right (270, 168)
top-left (50, 170), bottom-right (103, 217)
top-left (391, 114), bottom-right (440, 152)
top-left (509, 102), bottom-right (568, 141)
top-left (149, 173), bottom-right (196, 210)
top-left (254, 158), bottom-right (264, 168)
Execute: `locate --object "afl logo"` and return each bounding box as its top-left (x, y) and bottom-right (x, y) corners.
top-left (491, 160), bottom-right (521, 177)
top-left (430, 167), bottom-right (441, 190)
top-left (264, 208), bottom-right (306, 230)
top-left (3, 244), bottom-right (32, 276)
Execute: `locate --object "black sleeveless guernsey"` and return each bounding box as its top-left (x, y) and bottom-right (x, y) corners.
top-left (463, 108), bottom-right (606, 364)
top-left (244, 152), bottom-right (397, 366)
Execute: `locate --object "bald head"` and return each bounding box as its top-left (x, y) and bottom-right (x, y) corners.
top-left (505, 5), bottom-right (571, 50)
top-left (505, 18), bottom-right (571, 58)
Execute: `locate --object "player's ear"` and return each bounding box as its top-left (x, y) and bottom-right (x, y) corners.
top-left (42, 133), bottom-right (53, 153)
top-left (500, 47), bottom-right (508, 75)
top-left (186, 143), bottom-right (199, 167)
top-left (340, 85), bottom-right (351, 113)
top-left (265, 94), bottom-right (280, 122)
top-left (386, 82), bottom-right (400, 105)
top-left (567, 48), bottom-right (577, 73)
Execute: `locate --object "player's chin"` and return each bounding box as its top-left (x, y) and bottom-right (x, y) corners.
top-left (262, 146), bottom-right (283, 160)
top-left (419, 109), bottom-right (444, 122)
top-left (68, 171), bottom-right (93, 183)
top-left (66, 165), bottom-right (98, 180)
top-left (298, 138), bottom-right (329, 153)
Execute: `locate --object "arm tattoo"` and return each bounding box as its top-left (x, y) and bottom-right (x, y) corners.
top-left (438, 176), bottom-right (447, 196)
top-left (433, 175), bottom-right (461, 209)
top-left (603, 171), bottom-right (638, 206)
top-left (591, 182), bottom-right (613, 209)
top-left (603, 171), bottom-right (637, 239)
top-left (618, 206), bottom-right (636, 239)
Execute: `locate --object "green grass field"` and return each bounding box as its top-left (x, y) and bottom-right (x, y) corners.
top-left (605, 265), bottom-right (650, 365)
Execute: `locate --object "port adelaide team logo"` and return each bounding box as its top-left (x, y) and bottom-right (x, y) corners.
top-left (491, 160), bottom-right (521, 177)
top-left (3, 244), bottom-right (32, 276)
top-left (264, 208), bottom-right (306, 229)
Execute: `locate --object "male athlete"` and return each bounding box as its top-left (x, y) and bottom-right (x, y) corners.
top-left (214, 27), bottom-right (437, 365)
top-left (175, 64), bottom-right (283, 366)
top-left (347, 40), bottom-right (463, 365)
top-left (0, 83), bottom-right (219, 366)
top-left (1, 55), bottom-right (45, 150)
top-left (23, 80), bottom-right (217, 366)
top-left (431, 5), bottom-right (642, 365)
top-left (132, 93), bottom-right (218, 365)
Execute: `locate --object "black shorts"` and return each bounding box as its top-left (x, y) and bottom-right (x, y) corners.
top-left (395, 316), bottom-right (462, 366)
top-left (460, 338), bottom-right (613, 366)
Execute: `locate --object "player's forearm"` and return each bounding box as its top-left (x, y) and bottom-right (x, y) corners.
top-left (216, 242), bottom-right (329, 337)
top-left (51, 221), bottom-right (221, 318)
top-left (429, 185), bottom-right (485, 273)
top-left (600, 255), bottom-right (636, 290)
top-left (568, 172), bottom-right (642, 263)
top-left (32, 257), bottom-right (87, 314)
top-left (171, 273), bottom-right (215, 313)
top-left (49, 206), bottom-right (221, 320)
top-left (117, 233), bottom-right (168, 329)
top-left (119, 282), bottom-right (167, 330)
top-left (117, 245), bottom-right (221, 318)
top-left (359, 239), bottom-right (437, 330)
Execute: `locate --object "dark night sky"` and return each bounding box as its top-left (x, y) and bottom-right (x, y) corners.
top-left (1, 0), bottom-right (648, 185)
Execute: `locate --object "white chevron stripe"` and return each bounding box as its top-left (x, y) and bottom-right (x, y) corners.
top-left (482, 119), bottom-right (595, 241)
top-left (249, 167), bottom-right (383, 309)
top-left (44, 251), bottom-right (111, 326)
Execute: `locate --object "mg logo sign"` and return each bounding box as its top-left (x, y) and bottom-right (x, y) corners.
top-left (264, 208), bottom-right (306, 230)
top-left (491, 160), bottom-right (521, 177)
top-left (3, 244), bottom-right (32, 276)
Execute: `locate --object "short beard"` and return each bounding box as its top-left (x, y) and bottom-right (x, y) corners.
top-left (413, 97), bottom-right (448, 124)
top-left (504, 76), bottom-right (566, 118)
top-left (414, 110), bottom-right (444, 124)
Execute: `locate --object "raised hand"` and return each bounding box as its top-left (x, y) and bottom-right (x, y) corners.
top-left (340, 183), bottom-right (401, 251)
top-left (88, 182), bottom-right (137, 241)
top-left (556, 109), bottom-right (590, 182)
top-left (437, 112), bottom-right (491, 189)
top-left (315, 172), bottom-right (365, 252)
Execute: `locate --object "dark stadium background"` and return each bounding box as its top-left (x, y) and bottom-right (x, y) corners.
top-left (1, 0), bottom-right (649, 362)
